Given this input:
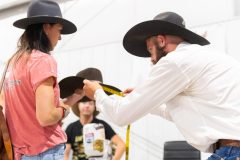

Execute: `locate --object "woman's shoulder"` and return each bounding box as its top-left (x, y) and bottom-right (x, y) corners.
top-left (30, 50), bottom-right (56, 63)
top-left (31, 49), bottom-right (52, 58)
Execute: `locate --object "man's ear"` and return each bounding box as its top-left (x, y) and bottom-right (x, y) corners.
top-left (156, 35), bottom-right (166, 47)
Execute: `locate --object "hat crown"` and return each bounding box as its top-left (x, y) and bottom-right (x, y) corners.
top-left (76, 68), bottom-right (103, 82)
top-left (27, 0), bottom-right (62, 18)
top-left (123, 11), bottom-right (210, 57)
top-left (153, 12), bottom-right (185, 28)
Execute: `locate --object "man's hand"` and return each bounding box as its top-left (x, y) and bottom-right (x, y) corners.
top-left (83, 79), bottom-right (102, 100)
top-left (122, 88), bottom-right (134, 96)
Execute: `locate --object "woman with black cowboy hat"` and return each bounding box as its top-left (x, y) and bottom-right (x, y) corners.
top-left (3, 0), bottom-right (84, 159)
top-left (84, 12), bottom-right (240, 159)
top-left (60, 68), bottom-right (125, 160)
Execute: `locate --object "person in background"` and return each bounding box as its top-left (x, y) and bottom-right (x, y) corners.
top-left (63, 68), bottom-right (125, 160)
top-left (83, 12), bottom-right (240, 159)
top-left (3, 0), bottom-right (83, 159)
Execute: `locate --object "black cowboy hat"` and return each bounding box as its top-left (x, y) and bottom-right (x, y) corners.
top-left (123, 12), bottom-right (210, 57)
top-left (59, 67), bottom-right (122, 117)
top-left (59, 68), bottom-right (103, 99)
top-left (13, 0), bottom-right (77, 34)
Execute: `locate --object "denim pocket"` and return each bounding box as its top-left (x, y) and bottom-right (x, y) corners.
top-left (21, 144), bottom-right (66, 160)
top-left (21, 155), bottom-right (38, 160)
top-left (41, 144), bottom-right (65, 160)
top-left (207, 153), bottom-right (224, 160)
top-left (52, 154), bottom-right (64, 160)
top-left (53, 143), bottom-right (65, 156)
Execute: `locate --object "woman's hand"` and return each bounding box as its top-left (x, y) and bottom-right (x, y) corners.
top-left (63, 88), bottom-right (85, 107)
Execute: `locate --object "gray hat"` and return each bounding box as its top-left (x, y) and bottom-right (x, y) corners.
top-left (13, 0), bottom-right (77, 34)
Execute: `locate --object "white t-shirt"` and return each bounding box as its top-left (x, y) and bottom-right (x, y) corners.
top-left (94, 42), bottom-right (240, 152)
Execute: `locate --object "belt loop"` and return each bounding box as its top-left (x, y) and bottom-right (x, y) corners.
top-left (213, 140), bottom-right (220, 152)
top-left (226, 146), bottom-right (233, 155)
top-left (63, 143), bottom-right (66, 150)
top-left (213, 143), bottom-right (217, 152)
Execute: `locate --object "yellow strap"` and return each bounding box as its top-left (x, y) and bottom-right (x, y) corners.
top-left (125, 125), bottom-right (131, 160)
top-left (101, 86), bottom-right (124, 97)
top-left (101, 85), bottom-right (130, 160)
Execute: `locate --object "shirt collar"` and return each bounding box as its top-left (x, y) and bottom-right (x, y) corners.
top-left (175, 41), bottom-right (190, 50)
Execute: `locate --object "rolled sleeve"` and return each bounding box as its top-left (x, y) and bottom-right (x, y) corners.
top-left (29, 56), bottom-right (57, 92)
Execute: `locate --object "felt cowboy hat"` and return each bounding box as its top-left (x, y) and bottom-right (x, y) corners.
top-left (13, 0), bottom-right (77, 34)
top-left (59, 68), bottom-right (103, 99)
top-left (123, 11), bottom-right (210, 57)
top-left (59, 68), bottom-right (122, 117)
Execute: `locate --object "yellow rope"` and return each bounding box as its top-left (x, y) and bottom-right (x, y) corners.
top-left (101, 85), bottom-right (130, 160)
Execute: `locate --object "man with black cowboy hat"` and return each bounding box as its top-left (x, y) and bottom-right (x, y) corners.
top-left (61, 68), bottom-right (125, 160)
top-left (3, 0), bottom-right (83, 160)
top-left (83, 12), bottom-right (240, 159)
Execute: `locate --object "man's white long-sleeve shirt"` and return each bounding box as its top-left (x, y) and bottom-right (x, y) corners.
top-left (94, 42), bottom-right (240, 152)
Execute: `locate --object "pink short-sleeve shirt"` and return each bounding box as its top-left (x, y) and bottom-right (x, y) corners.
top-left (4, 50), bottom-right (66, 157)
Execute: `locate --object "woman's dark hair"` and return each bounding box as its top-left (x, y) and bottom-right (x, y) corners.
top-left (16, 23), bottom-right (53, 54)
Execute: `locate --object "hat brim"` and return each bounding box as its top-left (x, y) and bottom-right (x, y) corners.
top-left (123, 20), bottom-right (210, 57)
top-left (59, 76), bottom-right (122, 99)
top-left (59, 76), bottom-right (122, 117)
top-left (59, 76), bottom-right (84, 99)
top-left (13, 16), bottom-right (77, 34)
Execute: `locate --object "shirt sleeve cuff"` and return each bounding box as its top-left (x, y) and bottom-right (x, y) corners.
top-left (94, 89), bottom-right (107, 112)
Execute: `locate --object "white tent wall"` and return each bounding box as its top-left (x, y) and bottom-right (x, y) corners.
top-left (0, 0), bottom-right (239, 159)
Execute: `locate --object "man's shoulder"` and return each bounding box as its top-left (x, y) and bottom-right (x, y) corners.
top-left (163, 44), bottom-right (214, 65)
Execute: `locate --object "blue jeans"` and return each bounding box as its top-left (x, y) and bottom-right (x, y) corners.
top-left (21, 144), bottom-right (65, 160)
top-left (208, 146), bottom-right (240, 160)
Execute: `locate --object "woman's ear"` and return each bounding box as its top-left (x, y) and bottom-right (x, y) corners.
top-left (42, 24), bottom-right (50, 35)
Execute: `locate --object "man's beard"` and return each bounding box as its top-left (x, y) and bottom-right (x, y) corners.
top-left (152, 44), bottom-right (168, 65)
